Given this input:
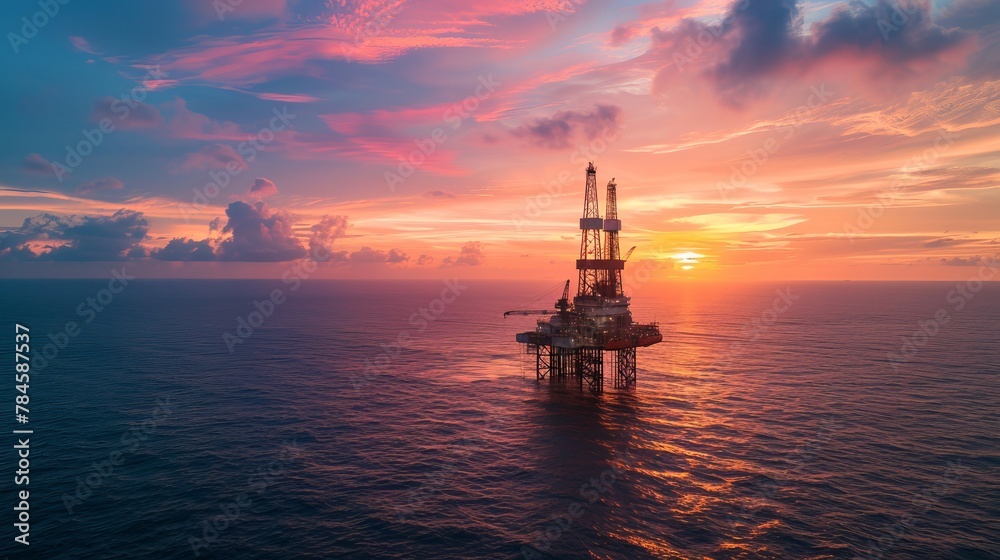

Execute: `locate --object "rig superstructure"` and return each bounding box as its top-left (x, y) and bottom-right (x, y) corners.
top-left (505, 163), bottom-right (662, 393)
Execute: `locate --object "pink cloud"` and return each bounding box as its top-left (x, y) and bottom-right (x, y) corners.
top-left (149, 0), bottom-right (581, 87)
top-left (254, 92), bottom-right (321, 103)
top-left (248, 177), bottom-right (278, 199)
top-left (69, 36), bottom-right (100, 54)
top-left (151, 29), bottom-right (502, 86)
top-left (317, 104), bottom-right (471, 173)
top-left (175, 144), bottom-right (248, 172)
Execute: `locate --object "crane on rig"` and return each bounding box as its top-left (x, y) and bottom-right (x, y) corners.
top-left (503, 280), bottom-right (571, 317)
top-left (502, 245), bottom-right (636, 318)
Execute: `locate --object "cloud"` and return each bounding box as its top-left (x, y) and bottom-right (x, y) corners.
top-left (152, 238), bottom-right (215, 261)
top-left (609, 24), bottom-right (639, 47)
top-left (70, 36), bottom-right (101, 54)
top-left (832, 80), bottom-right (1000, 138)
top-left (423, 190), bottom-right (456, 199)
top-left (709, 0), bottom-right (800, 93)
top-left (176, 144), bottom-right (246, 171)
top-left (90, 97), bottom-right (164, 129)
top-left (939, 0), bottom-right (1000, 79)
top-left (650, 0), bottom-right (972, 104)
top-left (511, 104), bottom-right (622, 149)
top-left (440, 241), bottom-right (484, 266)
top-left (21, 153), bottom-right (56, 177)
top-left (923, 237), bottom-right (962, 248)
top-left (0, 210), bottom-right (148, 261)
top-left (215, 201), bottom-right (307, 261)
top-left (808, 1), bottom-right (967, 65)
top-left (152, 210), bottom-right (351, 262)
top-left (308, 215), bottom-right (349, 255)
top-left (318, 105), bottom-right (466, 174)
top-left (248, 177), bottom-right (279, 199)
top-left (385, 248), bottom-right (409, 263)
top-left (347, 246), bottom-right (409, 264)
top-left (939, 255), bottom-right (995, 266)
top-left (163, 97), bottom-right (245, 141)
top-left (417, 254), bottom-right (434, 266)
top-left (76, 176), bottom-right (124, 194)
top-left (152, 1), bottom-right (571, 87)
top-left (940, 0), bottom-right (1000, 31)
top-left (302, 243), bottom-right (409, 266)
top-left (253, 92), bottom-right (320, 103)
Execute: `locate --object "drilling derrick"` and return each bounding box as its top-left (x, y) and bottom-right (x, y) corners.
top-left (506, 163), bottom-right (663, 394)
top-left (603, 178), bottom-right (622, 298)
top-left (577, 162), bottom-right (604, 297)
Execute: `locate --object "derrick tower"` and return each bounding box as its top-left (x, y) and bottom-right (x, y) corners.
top-left (505, 163), bottom-right (662, 393)
top-left (603, 178), bottom-right (622, 298)
top-left (577, 162), bottom-right (603, 297)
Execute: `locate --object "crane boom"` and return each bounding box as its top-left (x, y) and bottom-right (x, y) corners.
top-left (503, 309), bottom-right (554, 317)
top-left (504, 279), bottom-right (572, 317)
top-left (555, 279), bottom-right (571, 311)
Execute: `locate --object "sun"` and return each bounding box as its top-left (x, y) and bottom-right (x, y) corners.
top-left (671, 251), bottom-right (704, 270)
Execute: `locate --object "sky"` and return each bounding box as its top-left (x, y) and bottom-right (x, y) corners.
top-left (1, 0), bottom-right (998, 280)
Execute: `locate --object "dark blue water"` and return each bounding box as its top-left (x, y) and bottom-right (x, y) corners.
top-left (0, 279), bottom-right (997, 559)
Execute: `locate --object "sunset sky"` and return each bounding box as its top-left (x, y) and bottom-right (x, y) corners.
top-left (1, 0), bottom-right (998, 280)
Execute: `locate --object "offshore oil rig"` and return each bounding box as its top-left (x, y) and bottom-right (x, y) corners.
top-left (505, 163), bottom-right (662, 393)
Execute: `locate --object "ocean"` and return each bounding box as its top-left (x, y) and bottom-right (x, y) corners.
top-left (0, 279), bottom-right (997, 559)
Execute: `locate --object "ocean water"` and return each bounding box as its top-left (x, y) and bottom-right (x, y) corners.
top-left (0, 279), bottom-right (997, 559)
